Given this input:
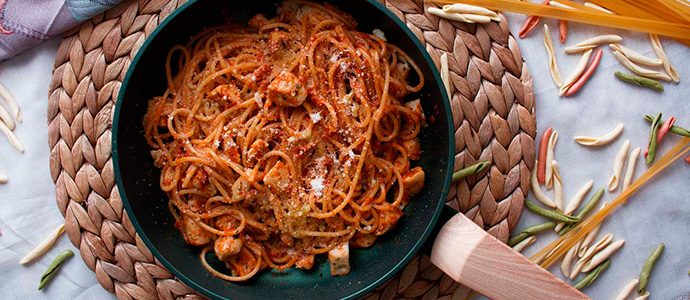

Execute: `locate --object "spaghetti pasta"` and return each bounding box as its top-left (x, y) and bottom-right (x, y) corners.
top-left (143, 1), bottom-right (427, 281)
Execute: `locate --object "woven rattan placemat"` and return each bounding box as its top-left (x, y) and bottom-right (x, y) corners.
top-left (47, 0), bottom-right (536, 298)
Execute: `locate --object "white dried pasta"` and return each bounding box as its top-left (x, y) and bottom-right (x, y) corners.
top-left (554, 179), bottom-right (594, 232)
top-left (442, 4), bottom-right (500, 21)
top-left (0, 83), bottom-right (21, 122)
top-left (552, 161), bottom-right (564, 211)
top-left (427, 7), bottom-right (492, 24)
top-left (0, 103), bottom-right (15, 131)
top-left (609, 43), bottom-right (662, 67)
top-left (0, 170), bottom-right (7, 184)
top-left (440, 53), bottom-right (451, 98)
top-left (612, 50), bottom-right (673, 82)
top-left (0, 119), bottom-right (23, 153)
top-left (614, 279), bottom-right (639, 300)
top-left (512, 235), bottom-right (536, 252)
top-left (561, 240), bottom-right (580, 277)
top-left (548, 1), bottom-right (574, 10)
top-left (635, 293), bottom-right (650, 300)
top-left (531, 161), bottom-right (557, 208)
top-left (19, 224), bottom-right (66, 265)
top-left (545, 131), bottom-right (559, 190)
top-left (570, 233), bottom-right (613, 279)
top-left (623, 147), bottom-right (641, 190)
top-left (582, 239), bottom-right (624, 272)
top-left (560, 49), bottom-right (593, 96)
top-left (574, 123), bottom-right (624, 146)
top-left (584, 2), bottom-right (614, 14)
top-left (608, 140), bottom-right (630, 192)
top-left (564, 35), bottom-right (622, 54)
top-left (649, 34), bottom-right (680, 83)
top-left (543, 24), bottom-right (563, 87)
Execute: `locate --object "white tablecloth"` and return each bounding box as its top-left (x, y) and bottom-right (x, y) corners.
top-left (0, 13), bottom-right (688, 300)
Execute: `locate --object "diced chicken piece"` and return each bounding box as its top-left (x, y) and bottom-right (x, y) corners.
top-left (150, 149), bottom-right (165, 167)
top-left (263, 161), bottom-right (290, 193)
top-left (402, 166), bottom-right (425, 195)
top-left (405, 99), bottom-right (425, 124)
top-left (375, 206), bottom-right (403, 236)
top-left (267, 71), bottom-right (307, 107)
top-left (214, 236), bottom-right (243, 261)
top-left (177, 216), bottom-right (212, 246)
top-left (328, 242), bottom-right (350, 276)
top-left (401, 139), bottom-right (421, 160)
top-left (295, 254), bottom-right (315, 270)
top-left (350, 232), bottom-right (377, 248)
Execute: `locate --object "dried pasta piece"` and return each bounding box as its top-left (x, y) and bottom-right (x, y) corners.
top-left (552, 161), bottom-right (564, 210)
top-left (612, 50), bottom-right (673, 82)
top-left (574, 123), bottom-right (624, 146)
top-left (531, 161), bottom-right (557, 208)
top-left (0, 170), bottom-right (7, 184)
top-left (608, 140), bottom-right (630, 191)
top-left (427, 7), bottom-right (493, 24)
top-left (443, 3), bottom-right (500, 21)
top-left (19, 224), bottom-right (66, 264)
top-left (545, 131), bottom-right (559, 190)
top-left (570, 233), bottom-right (613, 279)
top-left (0, 104), bottom-right (15, 131)
top-left (560, 49), bottom-right (592, 95)
top-left (649, 34), bottom-right (680, 83)
top-left (542, 24), bottom-right (563, 87)
top-left (564, 35), bottom-right (622, 54)
top-left (614, 279), bottom-right (639, 300)
top-left (512, 235), bottom-right (536, 252)
top-left (583, 2), bottom-right (614, 14)
top-left (582, 239), bottom-right (624, 272)
top-left (609, 43), bottom-right (662, 67)
top-left (0, 119), bottom-right (23, 153)
top-left (622, 147), bottom-right (641, 190)
top-left (561, 240), bottom-right (581, 277)
top-left (555, 179), bottom-right (594, 232)
top-left (634, 293), bottom-right (650, 300)
top-left (578, 202), bottom-right (607, 257)
top-left (440, 53), bottom-right (451, 98)
top-left (0, 83), bottom-right (21, 122)
top-left (462, 14), bottom-right (493, 23)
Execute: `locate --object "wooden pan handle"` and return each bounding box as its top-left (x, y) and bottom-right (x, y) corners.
top-left (430, 213), bottom-right (588, 300)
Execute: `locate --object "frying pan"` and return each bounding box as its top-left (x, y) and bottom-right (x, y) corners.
top-left (113, 0), bottom-right (587, 299)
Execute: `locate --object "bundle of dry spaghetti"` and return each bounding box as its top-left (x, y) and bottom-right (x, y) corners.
top-left (429, 0), bottom-right (690, 45)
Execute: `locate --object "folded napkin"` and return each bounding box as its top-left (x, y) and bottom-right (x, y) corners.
top-left (0, 0), bottom-right (123, 61)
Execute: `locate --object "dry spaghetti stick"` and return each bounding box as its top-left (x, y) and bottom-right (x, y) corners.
top-left (612, 50), bottom-right (673, 82)
top-left (565, 34), bottom-right (622, 54)
top-left (545, 130), bottom-right (559, 189)
top-left (649, 34), bottom-right (680, 83)
top-left (560, 49), bottom-right (592, 95)
top-left (531, 161), bottom-right (557, 208)
top-left (0, 83), bottom-right (20, 122)
top-left (608, 140), bottom-right (631, 191)
top-left (609, 43), bottom-right (663, 67)
top-left (575, 123), bottom-right (624, 146)
top-left (623, 147), bottom-right (641, 190)
top-left (0, 119), bottom-right (23, 153)
top-left (542, 25), bottom-right (563, 87)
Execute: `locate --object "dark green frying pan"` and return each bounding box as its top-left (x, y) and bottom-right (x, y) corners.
top-left (112, 0), bottom-right (454, 299)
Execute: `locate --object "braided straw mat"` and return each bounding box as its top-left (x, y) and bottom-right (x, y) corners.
top-left (46, 0), bottom-right (536, 298)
